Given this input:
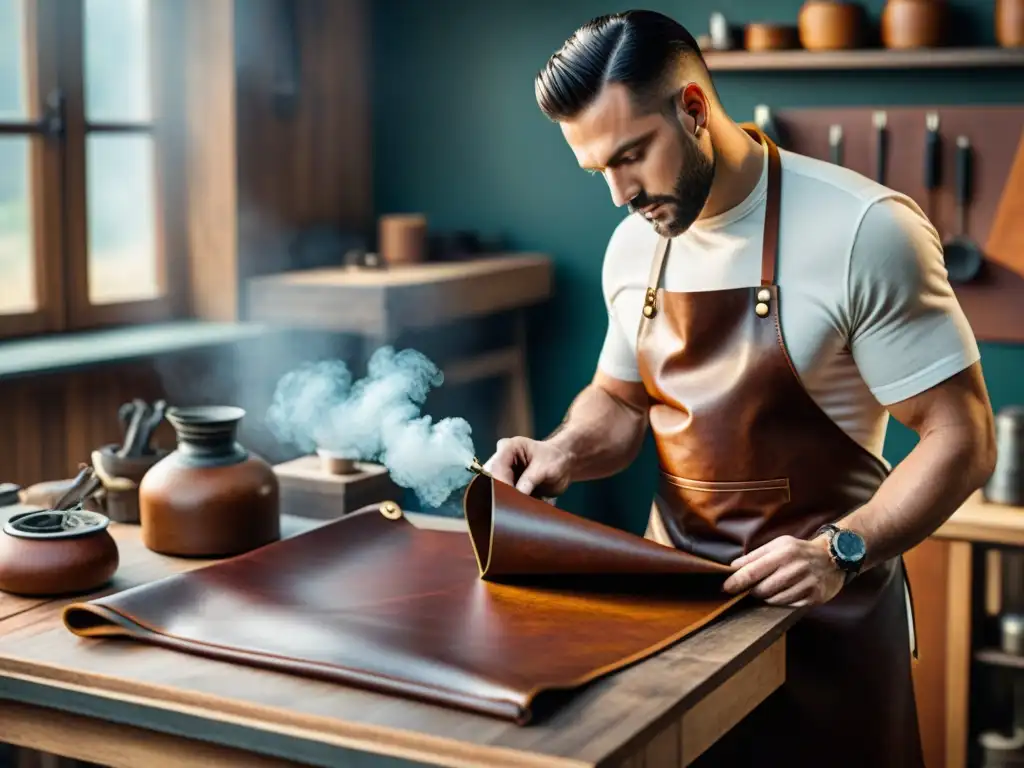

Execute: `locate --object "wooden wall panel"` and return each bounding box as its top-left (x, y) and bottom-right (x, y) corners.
top-left (0, 379), bottom-right (67, 488)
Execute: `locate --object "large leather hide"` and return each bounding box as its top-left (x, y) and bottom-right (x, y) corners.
top-left (62, 475), bottom-right (745, 724)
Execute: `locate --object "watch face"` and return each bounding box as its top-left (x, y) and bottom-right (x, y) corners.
top-left (834, 530), bottom-right (866, 563)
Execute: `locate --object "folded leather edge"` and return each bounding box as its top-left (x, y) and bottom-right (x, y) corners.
top-left (462, 473), bottom-right (494, 578)
top-left (61, 599), bottom-right (530, 723)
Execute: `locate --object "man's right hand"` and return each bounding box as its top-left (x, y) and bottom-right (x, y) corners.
top-left (483, 436), bottom-right (574, 498)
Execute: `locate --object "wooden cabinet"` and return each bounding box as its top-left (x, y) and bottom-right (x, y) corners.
top-left (906, 492), bottom-right (1024, 768)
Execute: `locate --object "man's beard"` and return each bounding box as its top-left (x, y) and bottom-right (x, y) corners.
top-left (628, 128), bottom-right (716, 238)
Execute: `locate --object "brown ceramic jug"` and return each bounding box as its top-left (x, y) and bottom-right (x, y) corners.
top-left (138, 406), bottom-right (280, 557)
top-left (997, 0), bottom-right (1024, 47)
top-left (0, 509), bottom-right (119, 596)
top-left (881, 0), bottom-right (948, 48)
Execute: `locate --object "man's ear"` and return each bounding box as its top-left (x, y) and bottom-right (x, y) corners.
top-left (677, 83), bottom-right (709, 133)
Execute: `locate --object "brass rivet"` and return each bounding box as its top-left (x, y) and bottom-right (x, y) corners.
top-left (643, 305), bottom-right (655, 318)
top-left (379, 501), bottom-right (403, 520)
top-left (755, 302), bottom-right (769, 317)
top-left (757, 288), bottom-right (771, 302)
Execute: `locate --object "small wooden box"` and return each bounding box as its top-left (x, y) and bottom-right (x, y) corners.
top-left (273, 455), bottom-right (401, 521)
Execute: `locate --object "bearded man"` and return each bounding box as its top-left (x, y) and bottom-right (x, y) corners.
top-left (485, 10), bottom-right (996, 768)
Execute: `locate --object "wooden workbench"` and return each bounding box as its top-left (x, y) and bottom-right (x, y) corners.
top-left (0, 504), bottom-right (800, 768)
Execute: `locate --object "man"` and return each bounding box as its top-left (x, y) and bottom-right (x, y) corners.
top-left (484, 9), bottom-right (996, 768)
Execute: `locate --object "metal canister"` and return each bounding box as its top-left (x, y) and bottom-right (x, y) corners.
top-left (1002, 613), bottom-right (1024, 656)
top-left (985, 406), bottom-right (1024, 507)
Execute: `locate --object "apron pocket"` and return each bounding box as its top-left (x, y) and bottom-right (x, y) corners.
top-left (656, 472), bottom-right (792, 555)
top-left (661, 475), bottom-right (790, 494)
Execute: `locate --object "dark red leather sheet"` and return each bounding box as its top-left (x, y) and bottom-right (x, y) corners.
top-left (62, 475), bottom-right (745, 724)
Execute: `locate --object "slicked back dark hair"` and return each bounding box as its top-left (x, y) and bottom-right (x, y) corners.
top-left (535, 10), bottom-right (708, 123)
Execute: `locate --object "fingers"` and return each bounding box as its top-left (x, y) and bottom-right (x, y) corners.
top-left (483, 438), bottom-right (518, 485)
top-left (750, 559), bottom-right (807, 601)
top-left (764, 581), bottom-right (814, 607)
top-left (722, 540), bottom-right (793, 594)
top-left (729, 536), bottom-right (788, 569)
top-left (515, 463), bottom-right (548, 497)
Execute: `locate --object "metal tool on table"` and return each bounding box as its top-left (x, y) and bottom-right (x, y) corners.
top-left (117, 399), bottom-right (167, 458)
top-left (829, 124), bottom-right (844, 166)
top-left (873, 111), bottom-right (888, 184)
top-left (943, 135), bottom-right (985, 283)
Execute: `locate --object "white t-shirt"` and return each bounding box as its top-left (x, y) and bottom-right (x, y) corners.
top-left (598, 147), bottom-right (981, 463)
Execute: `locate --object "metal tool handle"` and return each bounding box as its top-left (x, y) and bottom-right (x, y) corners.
top-left (924, 114), bottom-right (941, 191)
top-left (829, 125), bottom-right (843, 166)
top-left (876, 126), bottom-right (887, 184)
top-left (955, 136), bottom-right (972, 235)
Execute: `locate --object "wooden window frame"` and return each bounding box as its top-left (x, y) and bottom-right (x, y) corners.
top-left (0, 0), bottom-right (186, 340)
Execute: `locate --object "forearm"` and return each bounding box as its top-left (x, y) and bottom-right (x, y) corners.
top-left (842, 425), bottom-right (995, 572)
top-left (545, 382), bottom-right (647, 482)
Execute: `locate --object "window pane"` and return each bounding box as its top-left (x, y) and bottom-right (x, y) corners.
top-left (0, 136), bottom-right (37, 314)
top-left (87, 134), bottom-right (160, 304)
top-left (84, 0), bottom-right (151, 123)
top-left (0, 0), bottom-right (28, 119)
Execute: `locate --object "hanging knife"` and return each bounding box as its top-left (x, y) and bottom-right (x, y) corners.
top-left (829, 124), bottom-right (844, 166)
top-left (873, 111), bottom-right (888, 184)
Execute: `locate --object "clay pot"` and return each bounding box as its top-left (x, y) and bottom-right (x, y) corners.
top-left (744, 23), bottom-right (801, 51)
top-left (91, 444), bottom-right (170, 524)
top-left (881, 0), bottom-right (948, 48)
top-left (997, 0), bottom-right (1024, 47)
top-left (0, 509), bottom-right (119, 596)
top-left (138, 406), bottom-right (280, 557)
top-left (378, 214), bottom-right (427, 265)
top-left (798, 2), bottom-right (867, 50)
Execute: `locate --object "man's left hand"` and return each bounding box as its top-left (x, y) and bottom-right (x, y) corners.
top-left (722, 535), bottom-right (844, 607)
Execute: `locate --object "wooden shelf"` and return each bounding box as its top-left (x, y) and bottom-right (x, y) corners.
top-left (933, 491), bottom-right (1024, 547)
top-left (703, 47), bottom-right (1024, 72)
top-left (975, 648), bottom-right (1024, 670)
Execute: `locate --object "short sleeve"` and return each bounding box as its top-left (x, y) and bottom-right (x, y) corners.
top-left (846, 195), bottom-right (980, 406)
top-left (597, 310), bottom-right (642, 381)
top-left (596, 220), bottom-right (643, 382)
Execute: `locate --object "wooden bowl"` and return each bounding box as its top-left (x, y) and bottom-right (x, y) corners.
top-left (799, 1), bottom-right (867, 50)
top-left (0, 509), bottom-right (119, 596)
top-left (881, 0), bottom-right (948, 49)
top-left (745, 23), bottom-right (801, 52)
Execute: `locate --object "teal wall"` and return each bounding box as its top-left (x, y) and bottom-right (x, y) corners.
top-left (372, 1), bottom-right (1024, 530)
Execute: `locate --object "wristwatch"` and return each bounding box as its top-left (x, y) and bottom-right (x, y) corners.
top-left (816, 523), bottom-right (866, 584)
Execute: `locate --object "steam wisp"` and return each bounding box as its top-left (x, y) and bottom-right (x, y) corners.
top-left (266, 347), bottom-right (477, 508)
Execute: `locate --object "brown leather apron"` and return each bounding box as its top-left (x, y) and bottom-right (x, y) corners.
top-left (638, 125), bottom-right (925, 767)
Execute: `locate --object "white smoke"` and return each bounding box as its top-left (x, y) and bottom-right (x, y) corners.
top-left (265, 347), bottom-right (476, 508)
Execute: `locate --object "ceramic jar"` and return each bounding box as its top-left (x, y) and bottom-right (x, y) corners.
top-left (798, 2), bottom-right (867, 50)
top-left (997, 0), bottom-right (1024, 47)
top-left (0, 509), bottom-right (119, 596)
top-left (880, 0), bottom-right (948, 48)
top-left (138, 406), bottom-right (280, 557)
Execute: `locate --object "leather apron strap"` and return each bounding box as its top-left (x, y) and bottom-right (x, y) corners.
top-left (643, 123), bottom-right (782, 311)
